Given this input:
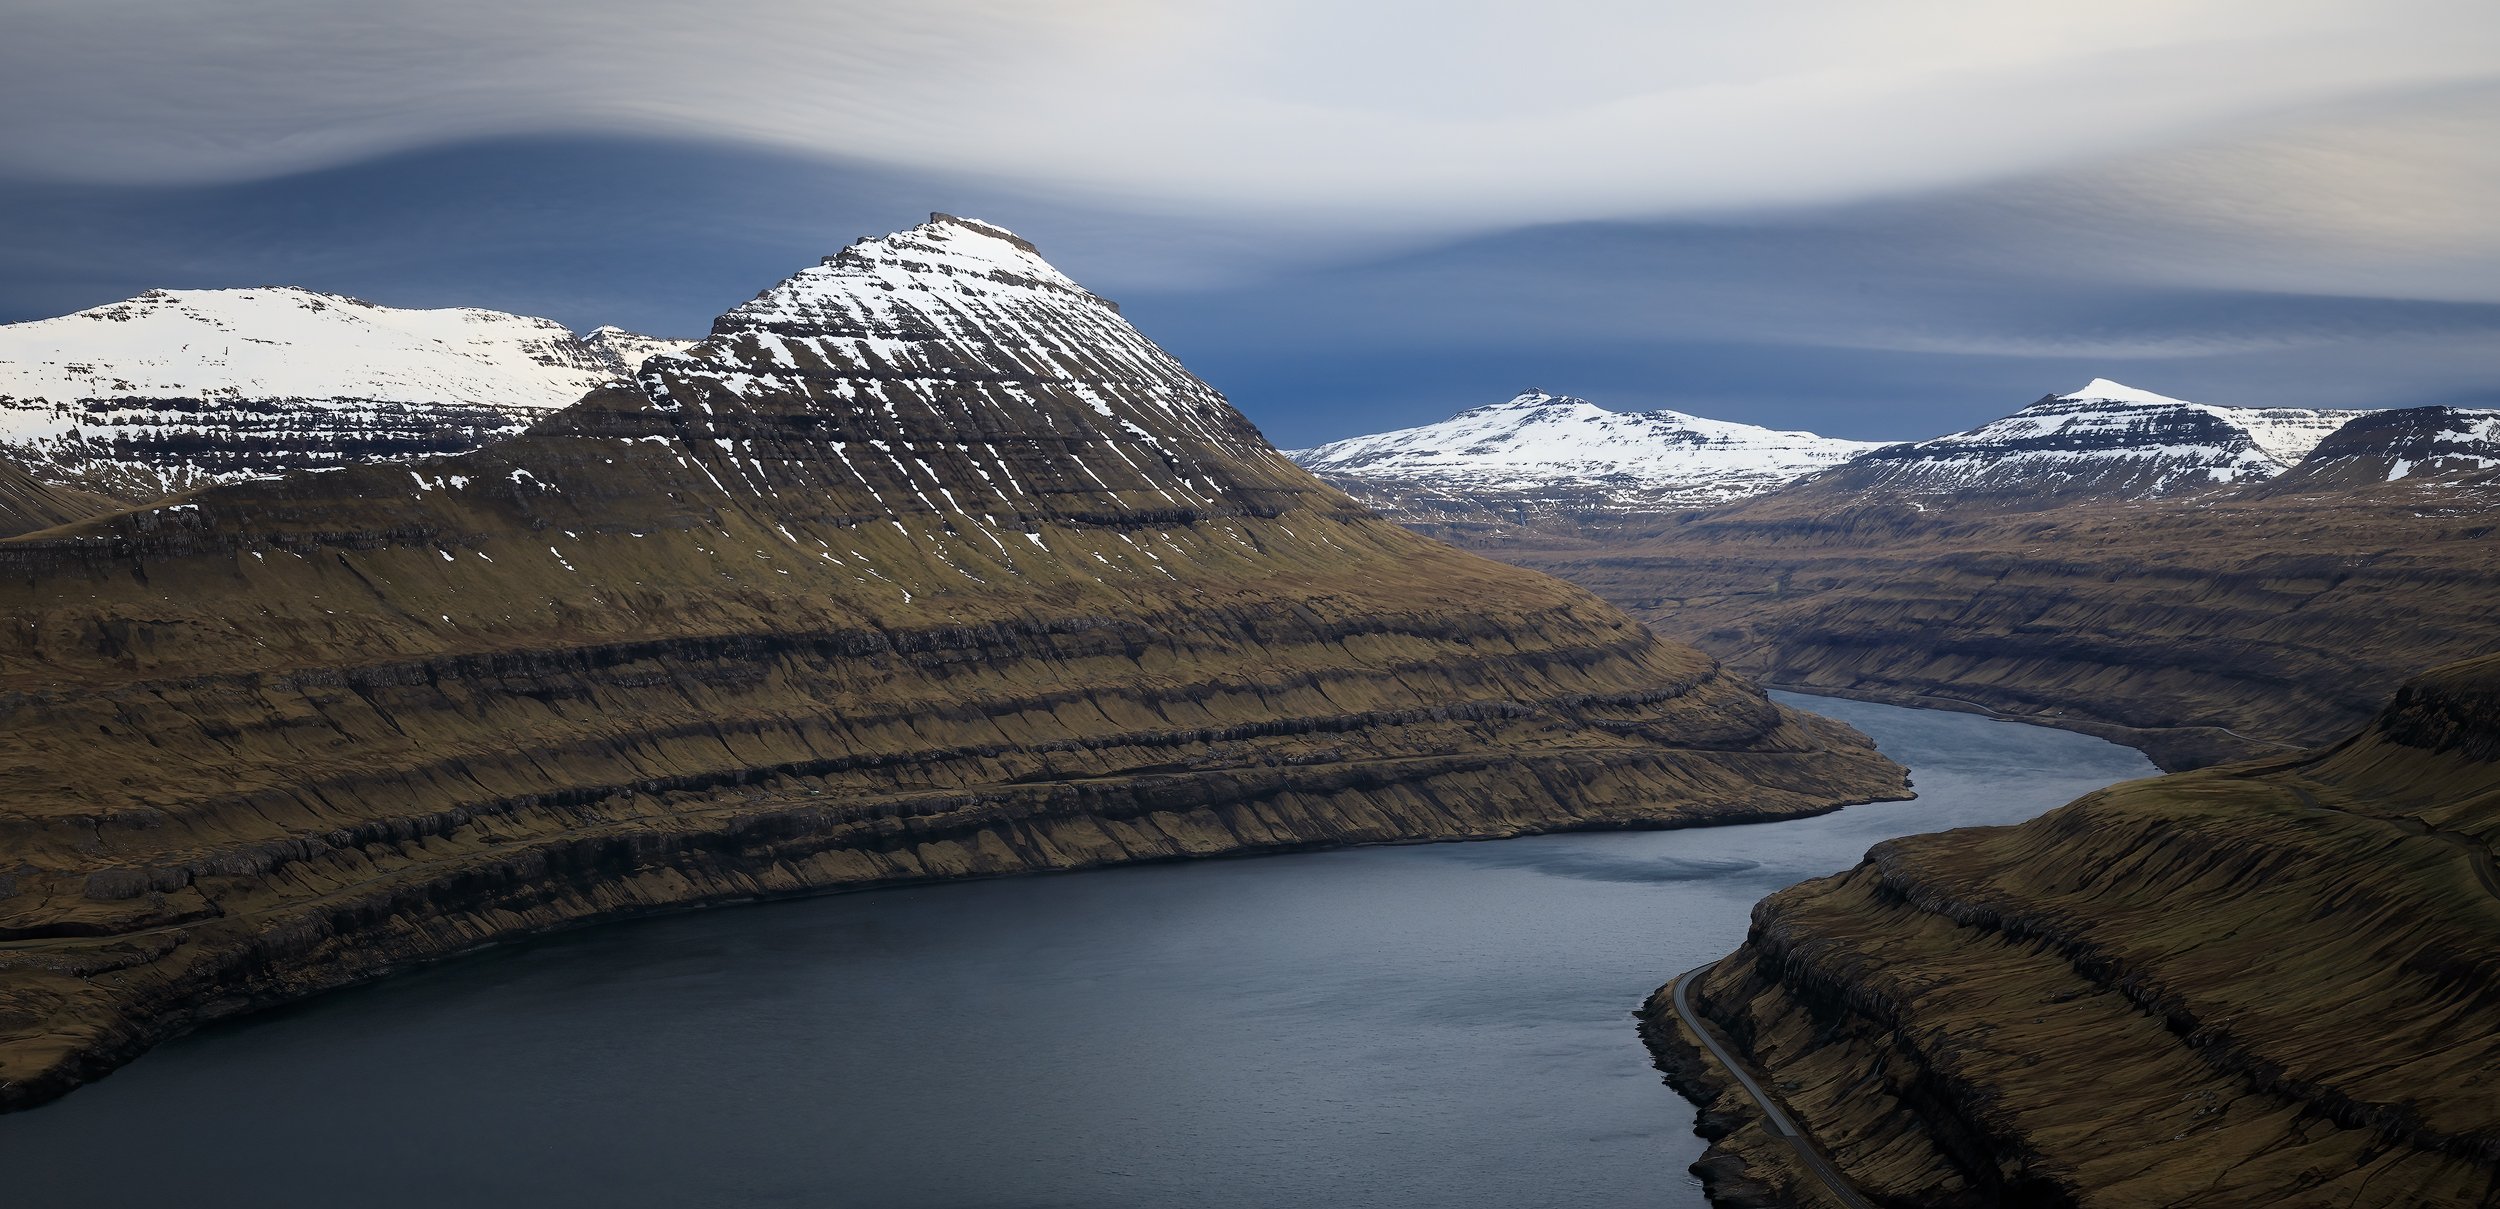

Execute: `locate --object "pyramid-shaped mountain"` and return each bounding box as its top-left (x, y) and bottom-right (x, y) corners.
top-left (0, 215), bottom-right (1900, 1109)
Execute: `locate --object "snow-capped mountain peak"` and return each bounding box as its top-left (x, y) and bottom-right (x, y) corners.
top-left (0, 287), bottom-right (690, 498)
top-left (1804, 380), bottom-right (2374, 504)
top-left (2057, 378), bottom-right (2192, 408)
top-left (690, 214), bottom-right (1253, 445)
top-left (1287, 390), bottom-right (1882, 515)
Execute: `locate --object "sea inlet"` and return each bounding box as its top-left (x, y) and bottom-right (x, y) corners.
top-left (1, 693), bottom-right (2152, 1207)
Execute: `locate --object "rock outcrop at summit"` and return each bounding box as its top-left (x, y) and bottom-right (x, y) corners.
top-left (1647, 650), bottom-right (2500, 1208)
top-left (0, 286), bottom-right (689, 500)
top-left (0, 215), bottom-right (1903, 1111)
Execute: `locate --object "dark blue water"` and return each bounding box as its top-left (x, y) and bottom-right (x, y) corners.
top-left (0, 694), bottom-right (2153, 1208)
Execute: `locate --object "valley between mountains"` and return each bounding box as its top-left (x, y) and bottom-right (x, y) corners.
top-left (0, 216), bottom-right (1902, 1111)
top-left (1308, 380), bottom-right (2500, 771)
top-left (1304, 377), bottom-right (2500, 1207)
top-left (2, 212), bottom-right (2494, 1209)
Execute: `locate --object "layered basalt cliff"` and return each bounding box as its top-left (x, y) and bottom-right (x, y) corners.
top-left (0, 215), bottom-right (1903, 1111)
top-left (1790, 379), bottom-right (2364, 507)
top-left (1648, 651), bottom-right (2500, 1208)
top-left (0, 287), bottom-right (688, 500)
top-left (2261, 405), bottom-right (2500, 491)
top-left (1484, 471), bottom-right (2500, 771)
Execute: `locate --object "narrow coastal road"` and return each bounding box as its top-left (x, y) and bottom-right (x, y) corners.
top-left (1667, 962), bottom-right (1878, 1209)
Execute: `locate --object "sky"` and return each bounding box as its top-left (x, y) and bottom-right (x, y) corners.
top-left (3, 1), bottom-right (2497, 447)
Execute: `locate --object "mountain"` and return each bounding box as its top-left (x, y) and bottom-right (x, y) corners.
top-left (1286, 390), bottom-right (1878, 529)
top-left (1356, 379), bottom-right (2500, 771)
top-left (1795, 379), bottom-right (2369, 506)
top-left (1648, 649), bottom-right (2500, 1208)
top-left (0, 286), bottom-right (689, 499)
top-left (0, 215), bottom-right (1903, 1111)
top-left (2260, 405), bottom-right (2500, 492)
top-left (1487, 461), bottom-right (2500, 771)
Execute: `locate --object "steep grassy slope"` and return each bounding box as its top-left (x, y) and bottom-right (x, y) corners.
top-left (0, 216), bottom-right (1903, 1111)
top-left (1648, 651), bottom-right (2500, 1208)
top-left (0, 457), bottom-right (114, 538)
top-left (1477, 478), bottom-right (2500, 770)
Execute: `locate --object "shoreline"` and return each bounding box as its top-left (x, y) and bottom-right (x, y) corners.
top-left (3, 729), bottom-right (1907, 1116)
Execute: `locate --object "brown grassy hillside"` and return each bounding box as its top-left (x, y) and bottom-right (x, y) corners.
top-left (1464, 476), bottom-right (2500, 770)
top-left (0, 216), bottom-right (1903, 1111)
top-left (1649, 650), bottom-right (2500, 1208)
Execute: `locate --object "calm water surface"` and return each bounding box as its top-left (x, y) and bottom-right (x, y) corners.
top-left (1, 694), bottom-right (2153, 1208)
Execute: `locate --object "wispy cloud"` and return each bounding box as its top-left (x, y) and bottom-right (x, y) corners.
top-left (4, 4), bottom-right (2496, 445)
top-left (9, 0), bottom-right (2497, 232)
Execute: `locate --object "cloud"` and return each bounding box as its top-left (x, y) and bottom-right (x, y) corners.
top-left (4, 4), bottom-right (2496, 450)
top-left (8, 0), bottom-right (2498, 234)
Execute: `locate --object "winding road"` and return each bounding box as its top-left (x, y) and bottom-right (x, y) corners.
top-left (1667, 962), bottom-right (1877, 1209)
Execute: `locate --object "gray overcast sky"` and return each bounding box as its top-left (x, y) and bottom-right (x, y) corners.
top-left (3, 1), bottom-right (2497, 444)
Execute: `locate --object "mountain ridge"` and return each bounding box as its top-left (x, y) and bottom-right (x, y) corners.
top-left (1775, 378), bottom-right (2371, 508)
top-left (0, 285), bottom-right (690, 499)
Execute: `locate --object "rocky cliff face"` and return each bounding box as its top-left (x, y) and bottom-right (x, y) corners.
top-left (1489, 474), bottom-right (2500, 771)
top-left (2259, 405), bottom-right (2500, 492)
top-left (0, 286), bottom-right (689, 499)
top-left (1787, 379), bottom-right (2367, 508)
top-left (1288, 390), bottom-right (1876, 529)
top-left (0, 215), bottom-right (1903, 1111)
top-left (1647, 649), bottom-right (2500, 1208)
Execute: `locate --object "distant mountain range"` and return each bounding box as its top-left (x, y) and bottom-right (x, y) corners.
top-left (7, 281), bottom-right (2487, 531)
top-left (1289, 378), bottom-right (2498, 526)
top-left (2, 268), bottom-right (2492, 768)
top-left (1798, 378), bottom-right (2370, 505)
top-left (0, 287), bottom-right (688, 500)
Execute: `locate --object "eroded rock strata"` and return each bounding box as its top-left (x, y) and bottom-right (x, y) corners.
top-left (0, 215), bottom-right (1904, 1110)
top-left (1649, 651), bottom-right (2500, 1208)
top-left (0, 286), bottom-right (690, 500)
top-left (1478, 471), bottom-right (2500, 771)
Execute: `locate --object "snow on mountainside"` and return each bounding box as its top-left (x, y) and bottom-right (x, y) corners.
top-left (2261, 405), bottom-right (2500, 492)
top-left (1288, 390), bottom-right (1881, 515)
top-left (0, 287), bottom-right (689, 498)
top-left (580, 326), bottom-right (691, 378)
top-left (1802, 379), bottom-right (2372, 505)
